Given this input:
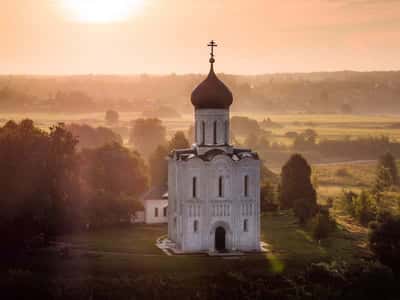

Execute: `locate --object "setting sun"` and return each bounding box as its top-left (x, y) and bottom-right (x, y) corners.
top-left (61, 0), bottom-right (143, 23)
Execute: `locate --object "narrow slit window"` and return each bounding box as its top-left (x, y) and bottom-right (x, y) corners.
top-left (244, 175), bottom-right (249, 197)
top-left (163, 207), bottom-right (167, 217)
top-left (155, 207), bottom-right (159, 217)
top-left (202, 121), bottom-right (205, 144)
top-left (195, 120), bottom-right (198, 142)
top-left (213, 121), bottom-right (217, 144)
top-left (194, 220), bottom-right (198, 233)
top-left (225, 120), bottom-right (228, 144)
top-left (192, 177), bottom-right (197, 198)
top-left (244, 219), bottom-right (248, 232)
top-left (218, 176), bottom-right (223, 197)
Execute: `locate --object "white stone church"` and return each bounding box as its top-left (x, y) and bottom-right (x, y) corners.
top-left (167, 41), bottom-right (261, 253)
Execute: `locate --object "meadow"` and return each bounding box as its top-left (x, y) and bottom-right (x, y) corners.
top-left (2, 212), bottom-right (365, 279)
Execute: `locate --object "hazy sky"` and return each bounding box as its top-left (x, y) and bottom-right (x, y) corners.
top-left (1, 0), bottom-right (400, 74)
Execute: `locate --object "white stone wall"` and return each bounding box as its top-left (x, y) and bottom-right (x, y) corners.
top-left (168, 153), bottom-right (261, 252)
top-left (145, 199), bottom-right (168, 224)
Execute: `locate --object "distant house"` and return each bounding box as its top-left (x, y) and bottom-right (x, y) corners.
top-left (137, 186), bottom-right (168, 224)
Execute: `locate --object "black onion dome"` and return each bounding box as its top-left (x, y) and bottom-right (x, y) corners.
top-left (191, 65), bottom-right (233, 109)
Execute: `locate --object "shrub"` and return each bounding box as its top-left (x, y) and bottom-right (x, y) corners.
top-left (369, 216), bottom-right (400, 274)
top-left (339, 190), bottom-right (358, 216)
top-left (105, 109), bottom-right (119, 125)
top-left (261, 182), bottom-right (278, 212)
top-left (353, 190), bottom-right (377, 226)
top-left (326, 197), bottom-right (334, 208)
top-left (335, 168), bottom-right (350, 177)
top-left (293, 198), bottom-right (317, 225)
top-left (312, 210), bottom-right (336, 241)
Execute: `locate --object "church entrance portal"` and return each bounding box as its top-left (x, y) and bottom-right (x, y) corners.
top-left (215, 226), bottom-right (226, 252)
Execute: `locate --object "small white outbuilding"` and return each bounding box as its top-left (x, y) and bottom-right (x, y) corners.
top-left (142, 187), bottom-right (168, 224)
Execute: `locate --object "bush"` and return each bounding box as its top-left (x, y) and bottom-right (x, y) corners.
top-left (339, 190), bottom-right (358, 216)
top-left (353, 191), bottom-right (377, 226)
top-left (369, 216), bottom-right (400, 274)
top-left (105, 110), bottom-right (119, 125)
top-left (335, 168), bottom-right (350, 177)
top-left (312, 210), bottom-right (336, 241)
top-left (293, 198), bottom-right (317, 225)
top-left (326, 197), bottom-right (334, 208)
top-left (261, 182), bottom-right (278, 212)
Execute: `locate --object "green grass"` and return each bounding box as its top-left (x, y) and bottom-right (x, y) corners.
top-left (5, 212), bottom-right (359, 278)
top-left (262, 211), bottom-right (359, 267)
top-left (57, 224), bottom-right (165, 254)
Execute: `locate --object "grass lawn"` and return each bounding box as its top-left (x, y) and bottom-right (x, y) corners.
top-left (56, 224), bottom-right (165, 254)
top-left (3, 212), bottom-right (364, 279)
top-left (262, 211), bottom-right (363, 268)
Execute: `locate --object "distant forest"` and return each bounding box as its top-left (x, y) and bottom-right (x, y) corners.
top-left (1, 71), bottom-right (400, 114)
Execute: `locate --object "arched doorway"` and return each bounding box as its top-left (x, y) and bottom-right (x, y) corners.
top-left (215, 226), bottom-right (226, 252)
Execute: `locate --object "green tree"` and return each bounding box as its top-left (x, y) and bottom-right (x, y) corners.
top-left (81, 143), bottom-right (148, 227)
top-left (260, 182), bottom-right (277, 212)
top-left (354, 190), bottom-right (377, 226)
top-left (340, 190), bottom-right (358, 216)
top-left (129, 118), bottom-right (167, 158)
top-left (168, 131), bottom-right (190, 152)
top-left (279, 154), bottom-right (317, 209)
top-left (293, 198), bottom-right (317, 225)
top-left (66, 124), bottom-right (122, 150)
top-left (293, 129), bottom-right (317, 151)
top-left (377, 152), bottom-right (398, 186)
top-left (0, 120), bottom-right (81, 250)
top-left (312, 210), bottom-right (336, 241)
top-left (81, 142), bottom-right (148, 197)
top-left (373, 166), bottom-right (392, 201)
top-left (105, 109), bottom-right (119, 125)
top-left (149, 145), bottom-right (169, 188)
top-left (369, 216), bottom-right (400, 274)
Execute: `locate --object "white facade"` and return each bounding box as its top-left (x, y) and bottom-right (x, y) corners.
top-left (168, 107), bottom-right (261, 253)
top-left (144, 199), bottom-right (168, 224)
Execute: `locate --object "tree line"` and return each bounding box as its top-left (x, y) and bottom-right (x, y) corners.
top-left (0, 120), bottom-right (149, 253)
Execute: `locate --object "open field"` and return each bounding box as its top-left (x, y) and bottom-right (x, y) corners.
top-left (312, 161), bottom-right (377, 200)
top-left (2, 113), bottom-right (400, 143)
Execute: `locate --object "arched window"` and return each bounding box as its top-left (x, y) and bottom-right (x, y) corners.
top-left (243, 219), bottom-right (248, 232)
top-left (218, 176), bottom-right (224, 197)
top-left (194, 220), bottom-right (198, 233)
top-left (213, 121), bottom-right (217, 144)
top-left (201, 121), bottom-right (205, 145)
top-left (192, 177), bottom-right (197, 198)
top-left (244, 175), bottom-right (249, 197)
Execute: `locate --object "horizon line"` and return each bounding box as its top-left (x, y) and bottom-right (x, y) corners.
top-left (1, 69), bottom-right (400, 77)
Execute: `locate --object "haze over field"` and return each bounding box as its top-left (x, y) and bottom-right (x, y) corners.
top-left (2, 0), bottom-right (400, 74)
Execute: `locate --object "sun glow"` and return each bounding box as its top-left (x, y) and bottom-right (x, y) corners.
top-left (61, 0), bottom-right (143, 23)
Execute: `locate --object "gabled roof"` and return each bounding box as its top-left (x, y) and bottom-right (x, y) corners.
top-left (143, 185), bottom-right (168, 201)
